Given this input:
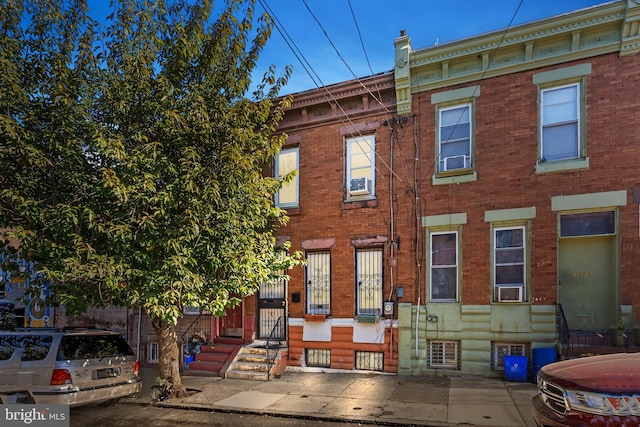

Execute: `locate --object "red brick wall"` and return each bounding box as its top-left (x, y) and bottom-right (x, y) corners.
top-left (288, 324), bottom-right (398, 372)
top-left (411, 54), bottom-right (640, 308)
top-left (280, 53), bottom-right (640, 320)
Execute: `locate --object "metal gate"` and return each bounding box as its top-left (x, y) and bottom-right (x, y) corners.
top-left (258, 277), bottom-right (287, 339)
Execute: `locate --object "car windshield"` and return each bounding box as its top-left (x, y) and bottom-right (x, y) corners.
top-left (58, 335), bottom-right (134, 360)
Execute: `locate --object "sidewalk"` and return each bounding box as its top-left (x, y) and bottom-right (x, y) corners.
top-left (126, 366), bottom-right (538, 426)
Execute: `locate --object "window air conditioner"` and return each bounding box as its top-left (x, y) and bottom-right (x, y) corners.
top-left (443, 155), bottom-right (466, 171)
top-left (497, 286), bottom-right (523, 302)
top-left (349, 177), bottom-right (371, 196)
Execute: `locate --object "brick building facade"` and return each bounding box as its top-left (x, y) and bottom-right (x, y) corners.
top-left (392, 0), bottom-right (640, 375)
top-left (272, 72), bottom-right (402, 372)
top-left (275, 0), bottom-right (640, 376)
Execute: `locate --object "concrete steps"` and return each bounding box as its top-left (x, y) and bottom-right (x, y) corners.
top-left (224, 345), bottom-right (283, 381)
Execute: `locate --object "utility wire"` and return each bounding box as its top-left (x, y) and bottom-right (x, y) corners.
top-left (302, 0), bottom-right (391, 116)
top-left (257, 0), bottom-right (406, 187)
top-left (417, 0), bottom-right (524, 187)
top-left (347, 0), bottom-right (387, 134)
top-left (256, 0), bottom-right (321, 89)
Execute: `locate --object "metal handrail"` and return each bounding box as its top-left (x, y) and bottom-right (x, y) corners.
top-left (266, 315), bottom-right (285, 380)
top-left (181, 314), bottom-right (212, 353)
top-left (556, 304), bottom-right (571, 359)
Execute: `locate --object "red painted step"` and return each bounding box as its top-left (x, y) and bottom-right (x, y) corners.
top-left (195, 352), bottom-right (229, 362)
top-left (184, 339), bottom-right (243, 377)
top-left (187, 360), bottom-right (224, 374)
top-left (199, 345), bottom-right (217, 353)
top-left (214, 337), bottom-right (244, 346)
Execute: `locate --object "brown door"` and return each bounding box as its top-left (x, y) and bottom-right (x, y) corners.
top-left (221, 302), bottom-right (243, 337)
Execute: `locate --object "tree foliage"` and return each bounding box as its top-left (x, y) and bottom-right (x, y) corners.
top-left (0, 0), bottom-right (300, 396)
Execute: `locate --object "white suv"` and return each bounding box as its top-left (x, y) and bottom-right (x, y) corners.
top-left (0, 328), bottom-right (141, 406)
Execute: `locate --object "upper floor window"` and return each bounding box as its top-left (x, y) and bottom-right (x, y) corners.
top-left (346, 135), bottom-right (375, 199)
top-left (275, 147), bottom-right (299, 208)
top-left (494, 226), bottom-right (526, 303)
top-left (306, 251), bottom-right (330, 315)
top-left (430, 231), bottom-right (458, 302)
top-left (533, 63), bottom-right (591, 174)
top-left (356, 248), bottom-right (383, 316)
top-left (431, 85), bottom-right (479, 185)
top-left (540, 83), bottom-right (580, 162)
top-left (438, 104), bottom-right (472, 173)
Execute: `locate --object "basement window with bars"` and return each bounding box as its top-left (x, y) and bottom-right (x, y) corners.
top-left (355, 351), bottom-right (384, 371)
top-left (306, 348), bottom-right (331, 368)
top-left (493, 343), bottom-right (527, 371)
top-left (429, 341), bottom-right (459, 369)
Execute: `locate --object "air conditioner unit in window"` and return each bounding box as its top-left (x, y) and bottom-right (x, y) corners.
top-left (443, 155), bottom-right (466, 171)
top-left (498, 286), bottom-right (523, 302)
top-left (349, 177), bottom-right (371, 196)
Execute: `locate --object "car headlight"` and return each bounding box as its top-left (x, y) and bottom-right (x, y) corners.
top-left (565, 390), bottom-right (640, 416)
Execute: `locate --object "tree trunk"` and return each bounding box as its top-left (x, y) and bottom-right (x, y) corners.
top-left (150, 315), bottom-right (189, 398)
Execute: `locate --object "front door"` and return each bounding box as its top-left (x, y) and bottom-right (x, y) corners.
top-left (258, 278), bottom-right (286, 339)
top-left (221, 302), bottom-right (243, 337)
top-left (558, 235), bottom-right (615, 332)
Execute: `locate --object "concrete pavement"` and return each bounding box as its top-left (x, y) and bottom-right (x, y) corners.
top-left (124, 366), bottom-right (539, 426)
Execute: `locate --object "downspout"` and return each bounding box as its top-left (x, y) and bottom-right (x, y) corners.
top-left (136, 306), bottom-right (141, 362)
top-left (389, 121), bottom-right (395, 301)
top-left (388, 120), bottom-right (396, 362)
top-left (413, 114), bottom-right (421, 358)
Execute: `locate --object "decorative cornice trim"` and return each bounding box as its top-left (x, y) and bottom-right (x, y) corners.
top-left (395, 1), bottom-right (632, 113)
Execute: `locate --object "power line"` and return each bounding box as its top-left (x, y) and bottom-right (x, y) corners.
top-left (301, 0), bottom-right (391, 116)
top-left (256, 0), bottom-right (321, 89)
top-left (257, 0), bottom-right (406, 187)
top-left (347, 0), bottom-right (386, 127)
top-left (417, 0), bottom-right (525, 187)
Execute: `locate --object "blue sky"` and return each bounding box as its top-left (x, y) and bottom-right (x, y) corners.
top-left (253, 0), bottom-right (609, 94)
top-left (88, 0), bottom-right (611, 95)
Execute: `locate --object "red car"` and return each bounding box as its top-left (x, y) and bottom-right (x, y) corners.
top-left (532, 352), bottom-right (640, 426)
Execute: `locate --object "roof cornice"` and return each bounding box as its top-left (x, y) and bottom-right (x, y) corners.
top-left (394, 0), bottom-right (638, 115)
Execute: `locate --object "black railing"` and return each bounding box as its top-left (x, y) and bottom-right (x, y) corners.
top-left (556, 304), bottom-right (571, 359)
top-left (556, 303), bottom-right (640, 358)
top-left (266, 315), bottom-right (285, 380)
top-left (181, 314), bottom-right (213, 361)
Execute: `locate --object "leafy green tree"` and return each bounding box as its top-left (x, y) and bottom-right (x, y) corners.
top-left (0, 0), bottom-right (300, 397)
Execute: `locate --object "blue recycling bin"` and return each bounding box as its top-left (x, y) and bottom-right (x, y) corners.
top-left (533, 347), bottom-right (557, 380)
top-left (504, 355), bottom-right (528, 382)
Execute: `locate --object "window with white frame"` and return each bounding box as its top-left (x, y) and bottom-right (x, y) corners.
top-left (346, 135), bottom-right (375, 198)
top-left (356, 248), bottom-right (383, 316)
top-left (540, 83), bottom-right (580, 162)
top-left (306, 251), bottom-right (330, 315)
top-left (275, 147), bottom-right (299, 207)
top-left (494, 227), bottom-right (525, 303)
top-left (430, 232), bottom-right (458, 302)
top-left (147, 341), bottom-right (159, 363)
top-left (438, 104), bottom-right (472, 173)
top-left (493, 342), bottom-right (526, 370)
top-left (429, 340), bottom-right (459, 369)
